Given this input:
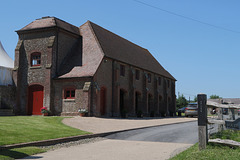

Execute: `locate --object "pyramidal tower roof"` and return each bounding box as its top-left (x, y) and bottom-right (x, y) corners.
top-left (16, 16), bottom-right (80, 35)
top-left (0, 41), bottom-right (14, 68)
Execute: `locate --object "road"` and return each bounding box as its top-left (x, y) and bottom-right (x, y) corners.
top-left (22, 121), bottom-right (198, 160)
top-left (107, 121), bottom-right (198, 144)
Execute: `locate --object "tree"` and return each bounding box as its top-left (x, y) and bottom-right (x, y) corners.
top-left (194, 96), bottom-right (197, 102)
top-left (209, 95), bottom-right (221, 99)
top-left (176, 94), bottom-right (188, 109)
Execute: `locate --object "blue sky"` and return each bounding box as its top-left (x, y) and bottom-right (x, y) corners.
top-left (1, 0), bottom-right (239, 99)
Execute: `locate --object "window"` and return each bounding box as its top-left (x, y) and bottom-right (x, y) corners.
top-left (158, 77), bottom-right (161, 86)
top-left (31, 52), bottom-right (41, 66)
top-left (167, 80), bottom-right (170, 88)
top-left (159, 96), bottom-right (162, 101)
top-left (147, 73), bottom-right (151, 83)
top-left (120, 64), bottom-right (125, 76)
top-left (64, 89), bottom-right (75, 99)
top-left (135, 69), bottom-right (140, 80)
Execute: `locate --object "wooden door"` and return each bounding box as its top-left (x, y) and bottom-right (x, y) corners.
top-left (28, 85), bottom-right (44, 115)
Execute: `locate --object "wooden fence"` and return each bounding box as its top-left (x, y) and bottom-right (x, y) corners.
top-left (207, 101), bottom-right (240, 134)
top-left (197, 94), bottom-right (240, 150)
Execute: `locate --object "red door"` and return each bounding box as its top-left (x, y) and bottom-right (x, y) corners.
top-left (28, 85), bottom-right (44, 115)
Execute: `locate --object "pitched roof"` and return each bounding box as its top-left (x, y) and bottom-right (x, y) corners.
top-left (208, 98), bottom-right (240, 105)
top-left (18, 17), bottom-right (175, 80)
top-left (17, 17), bottom-right (79, 35)
top-left (58, 21), bottom-right (104, 78)
top-left (88, 21), bottom-right (176, 80)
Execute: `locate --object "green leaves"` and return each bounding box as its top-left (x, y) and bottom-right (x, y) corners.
top-left (176, 94), bottom-right (188, 109)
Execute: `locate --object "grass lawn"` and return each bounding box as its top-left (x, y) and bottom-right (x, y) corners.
top-left (0, 147), bottom-right (46, 160)
top-left (0, 116), bottom-right (91, 146)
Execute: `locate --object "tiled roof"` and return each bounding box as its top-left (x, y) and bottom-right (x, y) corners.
top-left (18, 17), bottom-right (175, 80)
top-left (17, 17), bottom-right (80, 35)
top-left (58, 21), bottom-right (104, 78)
top-left (88, 21), bottom-right (176, 80)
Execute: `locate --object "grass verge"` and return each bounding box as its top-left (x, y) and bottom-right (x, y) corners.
top-left (170, 143), bottom-right (240, 160)
top-left (171, 129), bottom-right (240, 160)
top-left (0, 116), bottom-right (91, 146)
top-left (0, 147), bottom-right (46, 160)
top-left (210, 129), bottom-right (240, 142)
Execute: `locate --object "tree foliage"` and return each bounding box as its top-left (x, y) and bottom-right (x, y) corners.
top-left (194, 96), bottom-right (197, 102)
top-left (176, 94), bottom-right (188, 109)
top-left (210, 95), bottom-right (221, 99)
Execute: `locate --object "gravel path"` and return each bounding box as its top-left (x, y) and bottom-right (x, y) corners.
top-left (40, 137), bottom-right (105, 151)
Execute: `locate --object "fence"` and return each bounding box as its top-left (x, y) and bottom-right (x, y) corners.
top-left (197, 94), bottom-right (240, 150)
top-left (207, 100), bottom-right (240, 135)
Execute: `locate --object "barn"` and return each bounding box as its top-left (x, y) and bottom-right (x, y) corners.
top-left (13, 17), bottom-right (176, 117)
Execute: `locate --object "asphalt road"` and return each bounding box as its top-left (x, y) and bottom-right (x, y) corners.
top-left (106, 121), bottom-right (198, 144)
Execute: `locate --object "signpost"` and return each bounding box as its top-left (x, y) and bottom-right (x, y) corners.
top-left (197, 94), bottom-right (207, 150)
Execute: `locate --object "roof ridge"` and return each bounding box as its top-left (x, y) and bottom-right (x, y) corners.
top-left (53, 17), bottom-right (79, 29)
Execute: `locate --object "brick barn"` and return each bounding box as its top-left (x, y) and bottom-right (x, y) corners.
top-left (13, 17), bottom-right (176, 117)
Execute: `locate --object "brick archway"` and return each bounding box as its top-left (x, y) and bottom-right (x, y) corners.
top-left (28, 85), bottom-right (44, 115)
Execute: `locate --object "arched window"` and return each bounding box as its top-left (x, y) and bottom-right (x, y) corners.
top-left (31, 52), bottom-right (41, 66)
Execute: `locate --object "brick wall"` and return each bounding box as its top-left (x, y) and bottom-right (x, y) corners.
top-left (14, 27), bottom-right (80, 115)
top-left (0, 86), bottom-right (16, 110)
top-left (94, 57), bottom-right (176, 117)
top-left (93, 58), bottom-right (113, 116)
top-left (53, 78), bottom-right (92, 116)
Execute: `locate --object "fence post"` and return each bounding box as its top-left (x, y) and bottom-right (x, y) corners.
top-left (197, 94), bottom-right (207, 150)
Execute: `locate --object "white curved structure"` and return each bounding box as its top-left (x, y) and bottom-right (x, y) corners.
top-left (0, 41), bottom-right (14, 68)
top-left (0, 41), bottom-right (14, 86)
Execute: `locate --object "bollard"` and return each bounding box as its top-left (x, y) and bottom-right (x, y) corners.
top-left (197, 94), bottom-right (207, 150)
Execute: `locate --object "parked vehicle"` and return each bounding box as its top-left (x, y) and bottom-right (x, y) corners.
top-left (222, 108), bottom-right (228, 115)
top-left (185, 103), bottom-right (198, 117)
top-left (177, 107), bottom-right (186, 113)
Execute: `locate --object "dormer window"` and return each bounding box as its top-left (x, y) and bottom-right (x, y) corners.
top-left (31, 52), bottom-right (41, 66)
